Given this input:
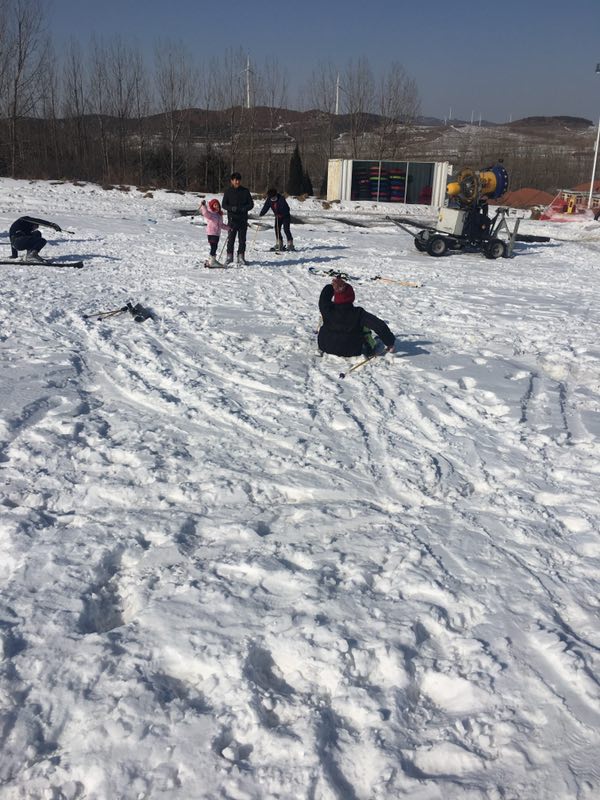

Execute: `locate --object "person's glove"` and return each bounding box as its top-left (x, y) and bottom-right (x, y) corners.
top-left (230, 206), bottom-right (238, 213)
top-left (200, 200), bottom-right (206, 206)
top-left (53, 223), bottom-right (62, 232)
top-left (386, 343), bottom-right (395, 353)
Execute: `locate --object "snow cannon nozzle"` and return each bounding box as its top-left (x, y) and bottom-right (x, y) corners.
top-left (447, 163), bottom-right (509, 206)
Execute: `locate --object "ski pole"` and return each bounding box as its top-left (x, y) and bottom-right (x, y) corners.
top-left (275, 218), bottom-right (282, 249)
top-left (83, 305), bottom-right (129, 320)
top-left (339, 352), bottom-right (381, 379)
top-left (249, 223), bottom-right (260, 254)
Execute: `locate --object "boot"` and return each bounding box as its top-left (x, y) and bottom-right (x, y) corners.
top-left (225, 253), bottom-right (234, 265)
top-left (286, 240), bottom-right (295, 252)
top-left (208, 255), bottom-right (222, 268)
top-left (237, 253), bottom-right (247, 266)
top-left (269, 240), bottom-right (285, 252)
top-left (25, 250), bottom-right (45, 263)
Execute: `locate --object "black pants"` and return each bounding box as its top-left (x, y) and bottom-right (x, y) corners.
top-left (275, 216), bottom-right (292, 244)
top-left (208, 235), bottom-right (219, 256)
top-left (226, 223), bottom-right (248, 255)
top-left (12, 231), bottom-right (47, 253)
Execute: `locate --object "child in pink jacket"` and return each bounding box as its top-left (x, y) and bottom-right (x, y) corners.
top-left (199, 199), bottom-right (231, 267)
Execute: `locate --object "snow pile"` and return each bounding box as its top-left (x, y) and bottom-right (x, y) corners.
top-left (1, 179), bottom-right (600, 799)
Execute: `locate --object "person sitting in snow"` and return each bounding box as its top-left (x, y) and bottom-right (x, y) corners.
top-left (259, 187), bottom-right (295, 252)
top-left (9, 215), bottom-right (62, 262)
top-left (199, 198), bottom-right (231, 268)
top-left (318, 276), bottom-right (395, 357)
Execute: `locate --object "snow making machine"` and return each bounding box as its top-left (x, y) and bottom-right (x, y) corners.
top-left (389, 163), bottom-right (522, 258)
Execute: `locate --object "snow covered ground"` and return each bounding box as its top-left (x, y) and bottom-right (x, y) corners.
top-left (1, 178), bottom-right (599, 800)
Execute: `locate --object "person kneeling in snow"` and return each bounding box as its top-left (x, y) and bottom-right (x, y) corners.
top-left (318, 276), bottom-right (395, 357)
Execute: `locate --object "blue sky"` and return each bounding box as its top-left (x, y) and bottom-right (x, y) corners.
top-left (48, 0), bottom-right (600, 123)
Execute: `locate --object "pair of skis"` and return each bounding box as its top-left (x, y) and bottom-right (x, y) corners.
top-left (308, 266), bottom-right (420, 287)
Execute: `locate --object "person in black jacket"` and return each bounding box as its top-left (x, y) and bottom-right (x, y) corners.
top-left (9, 216), bottom-right (62, 262)
top-left (259, 187), bottom-right (295, 251)
top-left (221, 172), bottom-right (254, 265)
top-left (318, 276), bottom-right (395, 357)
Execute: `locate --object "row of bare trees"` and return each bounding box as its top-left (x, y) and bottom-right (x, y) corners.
top-left (2, 1), bottom-right (590, 196)
top-left (0, 0), bottom-right (423, 192)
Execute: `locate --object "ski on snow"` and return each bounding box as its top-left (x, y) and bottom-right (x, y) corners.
top-left (0, 259), bottom-right (84, 269)
top-left (308, 266), bottom-right (421, 287)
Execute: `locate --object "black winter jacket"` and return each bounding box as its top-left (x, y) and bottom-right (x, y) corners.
top-left (259, 194), bottom-right (290, 219)
top-left (9, 216), bottom-right (60, 237)
top-left (221, 186), bottom-right (254, 226)
top-left (317, 284), bottom-right (395, 357)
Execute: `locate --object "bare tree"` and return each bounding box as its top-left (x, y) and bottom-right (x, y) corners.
top-left (342, 57), bottom-right (375, 159)
top-left (198, 56), bottom-right (221, 189)
top-left (38, 39), bottom-right (60, 175)
top-left (302, 60), bottom-right (341, 192)
top-left (1, 0), bottom-right (48, 176)
top-left (131, 51), bottom-right (151, 186)
top-left (155, 40), bottom-right (198, 189)
top-left (105, 37), bottom-right (140, 182)
top-left (214, 48), bottom-right (247, 173)
top-left (89, 38), bottom-right (111, 181)
top-left (255, 57), bottom-right (289, 188)
top-left (62, 39), bottom-right (90, 175)
top-left (374, 62), bottom-right (420, 159)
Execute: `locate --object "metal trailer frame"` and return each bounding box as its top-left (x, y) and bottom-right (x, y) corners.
top-left (387, 208), bottom-right (521, 259)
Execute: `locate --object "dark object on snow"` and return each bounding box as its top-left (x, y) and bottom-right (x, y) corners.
top-left (0, 258), bottom-right (83, 268)
top-left (83, 301), bottom-right (154, 322)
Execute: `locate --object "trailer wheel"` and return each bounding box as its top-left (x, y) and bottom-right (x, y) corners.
top-left (427, 236), bottom-right (448, 257)
top-left (485, 239), bottom-right (506, 259)
top-left (414, 237), bottom-right (427, 252)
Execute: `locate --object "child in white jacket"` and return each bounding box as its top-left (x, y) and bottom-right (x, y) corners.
top-left (199, 199), bottom-right (231, 267)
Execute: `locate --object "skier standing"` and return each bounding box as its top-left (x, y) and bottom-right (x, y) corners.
top-left (259, 188), bottom-right (295, 252)
top-left (221, 172), bottom-right (254, 266)
top-left (9, 216), bottom-right (62, 262)
top-left (318, 276), bottom-right (395, 357)
top-left (199, 199), bottom-right (231, 267)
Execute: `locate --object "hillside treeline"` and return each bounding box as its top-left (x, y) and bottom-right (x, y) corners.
top-left (0, 0), bottom-right (421, 193)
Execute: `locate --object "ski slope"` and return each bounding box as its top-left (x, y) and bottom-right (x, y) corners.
top-left (1, 178), bottom-right (600, 799)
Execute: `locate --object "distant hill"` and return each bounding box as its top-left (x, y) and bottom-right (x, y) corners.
top-left (503, 116), bottom-right (593, 130)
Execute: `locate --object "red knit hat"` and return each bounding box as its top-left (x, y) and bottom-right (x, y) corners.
top-left (332, 279), bottom-right (355, 304)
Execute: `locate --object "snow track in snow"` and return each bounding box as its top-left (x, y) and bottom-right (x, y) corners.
top-left (1, 179), bottom-right (600, 798)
